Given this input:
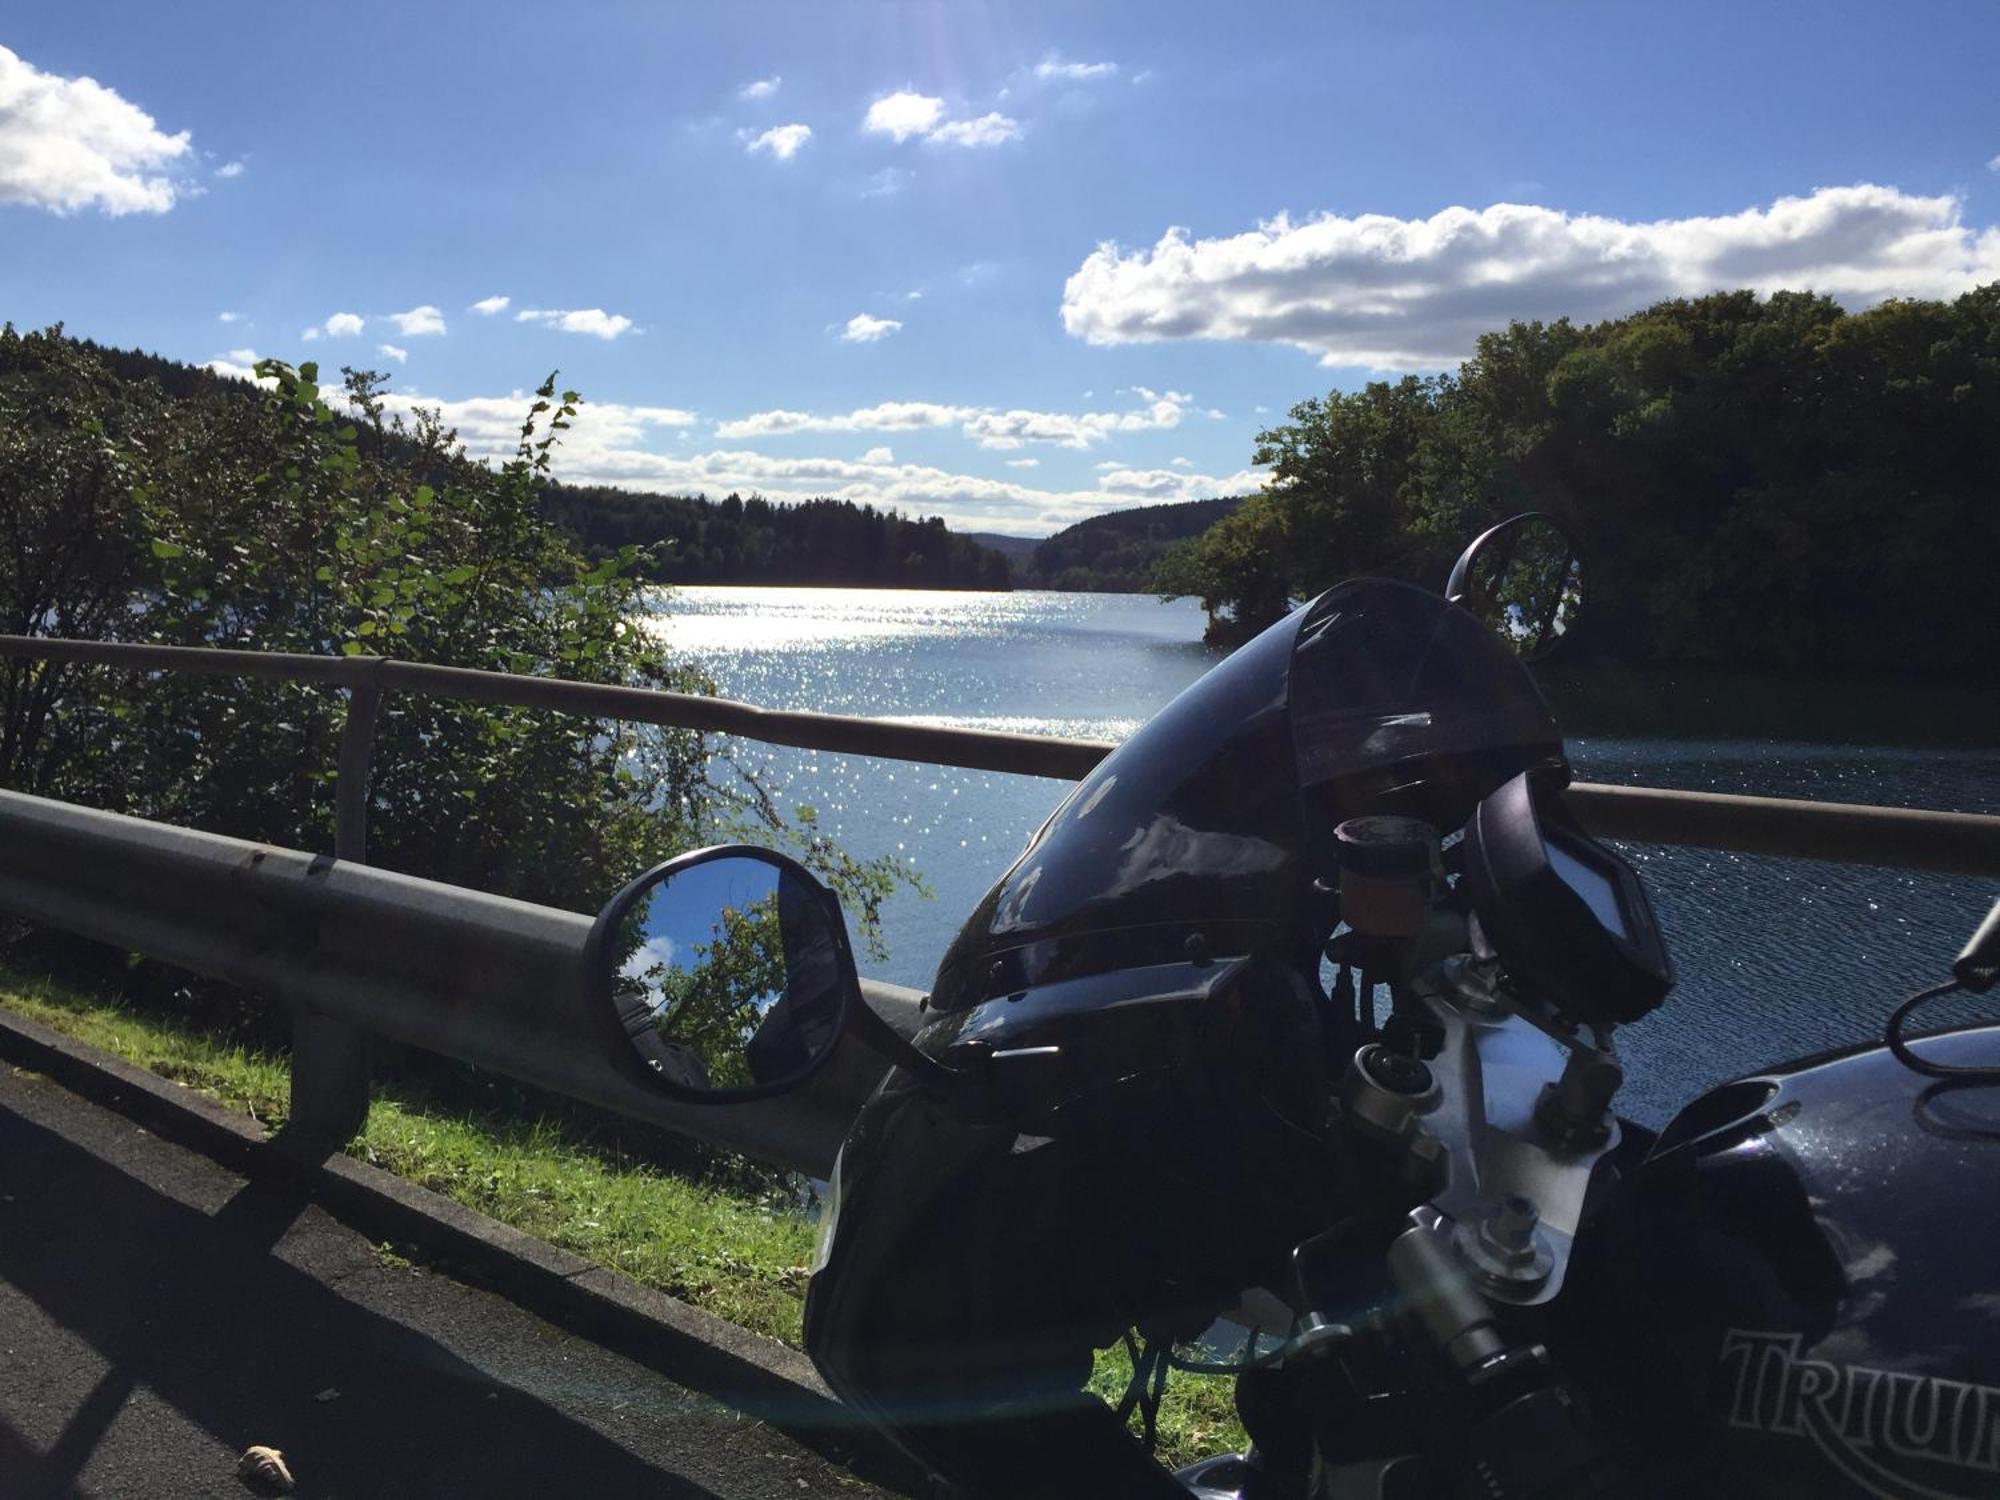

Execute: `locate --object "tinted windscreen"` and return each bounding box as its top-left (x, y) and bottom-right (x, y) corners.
top-left (927, 578), bottom-right (1569, 1011)
top-left (1289, 579), bottom-right (1568, 840)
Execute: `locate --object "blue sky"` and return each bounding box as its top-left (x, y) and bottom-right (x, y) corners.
top-left (4, 1), bottom-right (1998, 535)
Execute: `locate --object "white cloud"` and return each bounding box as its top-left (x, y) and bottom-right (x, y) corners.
top-left (858, 167), bottom-right (911, 199)
top-left (288, 378), bottom-right (1250, 532)
top-left (1034, 54), bottom-right (1118, 82)
top-left (1092, 465), bottom-right (1261, 500)
top-left (516, 307), bottom-right (636, 339)
top-left (470, 294), bottom-right (510, 315)
top-left (1989, 154), bottom-right (2000, 173)
top-left (318, 384), bottom-right (698, 452)
top-left (304, 311), bottom-right (365, 341)
top-left (739, 76), bottom-right (781, 101)
top-left (553, 448), bottom-right (1262, 533)
top-left (214, 159), bottom-right (244, 179)
top-left (961, 390), bottom-right (1187, 450)
top-left (1005, 457), bottom-right (1039, 469)
top-left (928, 112), bottom-right (1021, 148)
top-left (222, 347), bottom-right (259, 366)
top-left (387, 304), bottom-right (446, 337)
top-left (378, 343), bottom-right (408, 364)
top-left (746, 123), bottom-right (812, 160)
top-left (0, 43), bottom-right (192, 214)
top-left (218, 311), bottom-right (240, 323)
top-left (840, 313), bottom-right (903, 343)
top-left (863, 91), bottom-right (945, 143)
top-left (717, 401), bottom-right (968, 439)
top-left (717, 390), bottom-right (1191, 450)
top-left (863, 90), bottom-right (1019, 150)
top-left (1171, 457), bottom-right (1193, 467)
top-left (1062, 184), bottom-right (2000, 370)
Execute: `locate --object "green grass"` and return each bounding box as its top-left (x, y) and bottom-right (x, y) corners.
top-left (0, 967), bottom-right (815, 1341)
top-left (0, 967), bottom-right (1247, 1470)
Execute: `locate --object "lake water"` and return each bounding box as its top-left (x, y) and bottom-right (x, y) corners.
top-left (649, 586), bottom-right (1999, 1125)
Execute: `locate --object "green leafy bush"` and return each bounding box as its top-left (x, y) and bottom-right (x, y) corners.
top-left (0, 323), bottom-right (906, 942)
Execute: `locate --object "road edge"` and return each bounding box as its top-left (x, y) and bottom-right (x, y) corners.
top-left (0, 1005), bottom-right (924, 1494)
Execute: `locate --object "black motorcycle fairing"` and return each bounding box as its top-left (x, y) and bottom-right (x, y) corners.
top-left (927, 589), bottom-right (1302, 1016)
top-left (1574, 1025), bottom-right (2000, 1498)
top-left (809, 578), bottom-right (1573, 1496)
top-left (804, 959), bottom-right (1343, 1498)
top-left (803, 1079), bottom-right (1195, 1498)
top-left (927, 579), bottom-right (1568, 1016)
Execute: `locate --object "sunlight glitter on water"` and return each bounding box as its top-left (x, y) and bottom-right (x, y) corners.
top-left (646, 586), bottom-right (1215, 737)
top-left (643, 586), bottom-right (1091, 656)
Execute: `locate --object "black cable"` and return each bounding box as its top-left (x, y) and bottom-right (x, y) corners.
top-left (1885, 979), bottom-right (2000, 1082)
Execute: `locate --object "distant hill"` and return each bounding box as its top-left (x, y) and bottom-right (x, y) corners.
top-left (546, 485), bottom-right (1014, 590)
top-left (960, 532), bottom-right (1044, 566)
top-left (1014, 496), bottom-right (1249, 592)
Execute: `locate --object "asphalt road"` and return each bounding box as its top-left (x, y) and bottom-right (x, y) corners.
top-left (0, 1061), bottom-right (898, 1499)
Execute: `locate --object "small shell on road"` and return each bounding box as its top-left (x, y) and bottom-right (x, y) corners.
top-left (237, 1444), bottom-right (295, 1493)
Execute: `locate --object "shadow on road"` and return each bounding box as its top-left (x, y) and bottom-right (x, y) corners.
top-left (0, 1101), bottom-right (733, 1500)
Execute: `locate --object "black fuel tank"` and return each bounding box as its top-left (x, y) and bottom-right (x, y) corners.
top-left (1612, 1024), bottom-right (2000, 1498)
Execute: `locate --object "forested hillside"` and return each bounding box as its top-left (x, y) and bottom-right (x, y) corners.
top-left (1015, 496), bottom-right (1245, 591)
top-left (1156, 286), bottom-right (2000, 676)
top-left (3, 331), bottom-right (1015, 592)
top-left (545, 485), bottom-right (1012, 589)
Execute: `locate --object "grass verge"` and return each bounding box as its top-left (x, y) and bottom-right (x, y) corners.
top-left (0, 966), bottom-right (1246, 1470)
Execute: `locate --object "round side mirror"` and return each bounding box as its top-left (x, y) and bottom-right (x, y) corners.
top-left (1444, 512), bottom-right (1584, 661)
top-left (586, 847), bottom-right (861, 1103)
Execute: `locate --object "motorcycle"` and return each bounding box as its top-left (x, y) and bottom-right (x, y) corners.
top-left (583, 514), bottom-right (2000, 1499)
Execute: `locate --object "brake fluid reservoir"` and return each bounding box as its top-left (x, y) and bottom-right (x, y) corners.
top-left (1335, 816), bottom-right (1441, 937)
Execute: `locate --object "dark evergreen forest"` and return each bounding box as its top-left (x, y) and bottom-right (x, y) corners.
top-left (544, 485), bottom-right (1012, 589)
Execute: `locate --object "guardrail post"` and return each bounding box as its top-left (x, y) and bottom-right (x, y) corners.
top-left (333, 664), bottom-right (383, 864)
top-left (280, 664), bottom-right (383, 1157)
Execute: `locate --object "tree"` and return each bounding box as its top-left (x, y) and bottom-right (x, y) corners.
top-left (1156, 285), bottom-right (2000, 677)
top-left (1150, 493), bottom-right (1293, 644)
top-left (0, 329), bottom-right (909, 935)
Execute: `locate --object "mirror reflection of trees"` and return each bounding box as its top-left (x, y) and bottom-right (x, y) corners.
top-left (645, 894), bottom-right (786, 1091)
top-left (608, 859), bottom-right (848, 1094)
top-left (1463, 523), bottom-right (1581, 656)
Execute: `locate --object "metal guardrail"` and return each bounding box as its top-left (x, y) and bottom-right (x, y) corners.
top-left (8, 634), bottom-right (1998, 871)
top-left (0, 788), bottom-right (919, 1177)
top-left (1, 632), bottom-right (1996, 1167)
